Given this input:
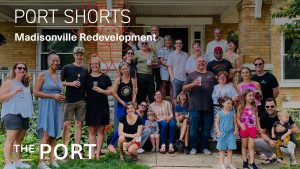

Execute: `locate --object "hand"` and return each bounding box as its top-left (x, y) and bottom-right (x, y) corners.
top-left (71, 81), bottom-right (81, 88)
top-left (192, 79), bottom-right (201, 87)
top-left (271, 134), bottom-right (276, 139)
top-left (92, 86), bottom-right (103, 93)
top-left (269, 140), bottom-right (277, 147)
top-left (53, 94), bottom-right (64, 103)
top-left (240, 124), bottom-right (246, 131)
top-left (234, 129), bottom-right (239, 136)
top-left (216, 130), bottom-right (221, 137)
top-left (14, 87), bottom-right (23, 94)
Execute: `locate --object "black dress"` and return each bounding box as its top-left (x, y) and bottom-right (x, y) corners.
top-left (85, 74), bottom-right (112, 126)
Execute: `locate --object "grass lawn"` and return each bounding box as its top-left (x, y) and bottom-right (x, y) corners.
top-left (0, 153), bottom-right (150, 169)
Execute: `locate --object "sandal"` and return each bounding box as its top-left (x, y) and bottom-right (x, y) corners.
top-left (160, 144), bottom-right (166, 154)
top-left (108, 144), bottom-right (117, 154)
top-left (168, 144), bottom-right (175, 154)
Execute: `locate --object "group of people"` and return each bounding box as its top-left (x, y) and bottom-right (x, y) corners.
top-left (0, 26), bottom-right (299, 169)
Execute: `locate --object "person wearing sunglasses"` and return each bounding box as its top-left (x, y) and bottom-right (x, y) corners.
top-left (0, 62), bottom-right (33, 169)
top-left (122, 31), bottom-right (139, 61)
top-left (255, 98), bottom-right (299, 165)
top-left (207, 46), bottom-right (233, 77)
top-left (134, 40), bottom-right (156, 104)
top-left (251, 57), bottom-right (279, 110)
top-left (124, 49), bottom-right (137, 80)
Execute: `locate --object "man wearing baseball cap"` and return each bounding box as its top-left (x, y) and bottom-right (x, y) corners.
top-left (207, 46), bottom-right (233, 76)
top-left (60, 46), bottom-right (88, 158)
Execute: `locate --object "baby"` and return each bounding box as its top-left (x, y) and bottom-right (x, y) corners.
top-left (145, 111), bottom-right (160, 152)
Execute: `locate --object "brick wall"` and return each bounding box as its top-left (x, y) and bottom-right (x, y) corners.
top-left (0, 22), bottom-right (36, 69)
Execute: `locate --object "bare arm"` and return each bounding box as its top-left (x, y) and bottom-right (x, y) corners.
top-left (34, 72), bottom-right (56, 99)
top-left (273, 87), bottom-right (279, 99)
top-left (0, 80), bottom-right (20, 102)
top-left (234, 112), bottom-right (238, 134)
top-left (118, 122), bottom-right (135, 139)
top-left (111, 77), bottom-right (126, 106)
top-left (291, 124), bottom-right (299, 134)
top-left (168, 66), bottom-right (174, 82)
top-left (215, 113), bottom-right (220, 135)
top-left (131, 78), bottom-right (137, 103)
top-left (271, 126), bottom-right (276, 139)
top-left (160, 57), bottom-right (168, 67)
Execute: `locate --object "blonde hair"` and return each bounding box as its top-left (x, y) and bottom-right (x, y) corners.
top-left (238, 89), bottom-right (257, 113)
top-left (88, 54), bottom-right (101, 74)
top-left (7, 62), bottom-right (31, 87)
top-left (176, 91), bottom-right (189, 103)
top-left (147, 111), bottom-right (155, 118)
top-left (278, 111), bottom-right (289, 118)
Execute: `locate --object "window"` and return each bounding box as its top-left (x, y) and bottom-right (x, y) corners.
top-left (283, 34), bottom-right (300, 80)
top-left (40, 29), bottom-right (79, 70)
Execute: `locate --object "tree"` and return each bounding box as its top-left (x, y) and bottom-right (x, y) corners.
top-left (271, 0), bottom-right (300, 39)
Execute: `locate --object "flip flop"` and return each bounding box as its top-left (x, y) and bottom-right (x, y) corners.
top-left (168, 144), bottom-right (175, 154)
top-left (160, 145), bottom-right (166, 154)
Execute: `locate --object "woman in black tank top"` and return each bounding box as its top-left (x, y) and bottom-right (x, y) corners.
top-left (107, 61), bottom-right (137, 153)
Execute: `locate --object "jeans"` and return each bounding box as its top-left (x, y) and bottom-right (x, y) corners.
top-left (137, 73), bottom-right (155, 104)
top-left (141, 128), bottom-right (152, 147)
top-left (189, 110), bottom-right (213, 151)
top-left (172, 79), bottom-right (185, 99)
top-left (158, 120), bottom-right (176, 145)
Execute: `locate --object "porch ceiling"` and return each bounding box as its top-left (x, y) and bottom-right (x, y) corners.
top-left (125, 0), bottom-right (240, 23)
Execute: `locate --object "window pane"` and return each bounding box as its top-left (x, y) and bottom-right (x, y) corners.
top-left (41, 29), bottom-right (78, 53)
top-left (41, 54), bottom-right (74, 70)
top-left (284, 37), bottom-right (300, 79)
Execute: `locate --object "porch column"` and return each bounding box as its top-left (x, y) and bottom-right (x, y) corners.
top-left (238, 0), bottom-right (272, 63)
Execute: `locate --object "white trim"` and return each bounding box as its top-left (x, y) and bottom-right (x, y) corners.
top-left (274, 17), bottom-right (300, 25)
top-left (255, 0), bottom-right (262, 18)
top-left (136, 17), bottom-right (213, 26)
top-left (281, 101), bottom-right (300, 109)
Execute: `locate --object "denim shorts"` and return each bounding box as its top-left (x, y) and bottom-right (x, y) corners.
top-left (3, 114), bottom-right (29, 130)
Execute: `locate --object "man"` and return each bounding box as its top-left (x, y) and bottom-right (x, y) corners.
top-left (251, 57), bottom-right (279, 104)
top-left (207, 46), bottom-right (233, 76)
top-left (61, 47), bottom-right (88, 158)
top-left (148, 26), bottom-right (164, 90)
top-left (168, 38), bottom-right (188, 105)
top-left (205, 27), bottom-right (227, 62)
top-left (255, 98), bottom-right (299, 166)
top-left (182, 57), bottom-right (216, 155)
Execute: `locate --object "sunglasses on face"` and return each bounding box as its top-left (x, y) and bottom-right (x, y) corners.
top-left (140, 104), bottom-right (147, 107)
top-left (141, 42), bottom-right (148, 45)
top-left (265, 105), bottom-right (275, 109)
top-left (127, 52), bottom-right (134, 55)
top-left (254, 63), bottom-right (263, 66)
top-left (16, 67), bottom-right (27, 71)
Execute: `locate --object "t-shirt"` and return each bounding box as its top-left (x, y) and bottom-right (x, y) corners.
top-left (60, 64), bottom-right (88, 103)
top-left (260, 112), bottom-right (295, 137)
top-left (175, 103), bottom-right (189, 116)
top-left (167, 51), bottom-right (188, 81)
top-left (120, 115), bottom-right (143, 141)
top-left (251, 72), bottom-right (279, 102)
top-left (207, 59), bottom-right (233, 76)
top-left (205, 39), bottom-right (227, 62)
top-left (145, 120), bottom-right (159, 134)
top-left (273, 121), bottom-right (291, 139)
top-left (134, 50), bottom-right (155, 75)
top-left (184, 71), bottom-right (216, 111)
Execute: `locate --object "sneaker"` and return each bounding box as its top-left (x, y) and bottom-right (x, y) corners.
top-left (242, 161), bottom-right (249, 169)
top-left (248, 163), bottom-right (259, 169)
top-left (280, 143), bottom-right (288, 148)
top-left (13, 161), bottom-right (30, 168)
top-left (189, 148), bottom-right (197, 155)
top-left (4, 163), bottom-right (16, 169)
top-left (38, 162), bottom-right (51, 169)
top-left (228, 164), bottom-right (237, 169)
top-left (289, 154), bottom-right (297, 166)
top-left (202, 149), bottom-right (212, 155)
top-left (137, 148), bottom-right (145, 154)
top-left (277, 157), bottom-right (283, 163)
top-left (51, 160), bottom-right (60, 168)
top-left (184, 147), bottom-right (190, 154)
top-left (219, 164), bottom-right (226, 169)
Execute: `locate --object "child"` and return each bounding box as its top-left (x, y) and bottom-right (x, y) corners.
top-left (215, 96), bottom-right (238, 169)
top-left (271, 111), bottom-right (295, 163)
top-left (237, 89), bottom-right (259, 169)
top-left (145, 111), bottom-right (160, 152)
top-left (174, 91), bottom-right (189, 154)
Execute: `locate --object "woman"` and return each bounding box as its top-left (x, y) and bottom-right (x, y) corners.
top-left (134, 40), bottom-right (157, 104)
top-left (122, 31), bottom-right (140, 60)
top-left (85, 55), bottom-right (113, 159)
top-left (34, 52), bottom-right (64, 168)
top-left (108, 61), bottom-right (136, 153)
top-left (186, 41), bottom-right (205, 74)
top-left (158, 35), bottom-right (173, 98)
top-left (223, 40), bottom-right (241, 85)
top-left (125, 49), bottom-right (137, 79)
top-left (118, 102), bottom-right (143, 160)
top-left (148, 90), bottom-right (175, 154)
top-left (211, 71), bottom-right (239, 141)
top-left (0, 62), bottom-right (33, 169)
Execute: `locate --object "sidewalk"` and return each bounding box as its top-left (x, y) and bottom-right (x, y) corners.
top-left (138, 151), bottom-right (299, 169)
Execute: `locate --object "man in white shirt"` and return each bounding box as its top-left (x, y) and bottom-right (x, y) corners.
top-left (205, 28), bottom-right (227, 62)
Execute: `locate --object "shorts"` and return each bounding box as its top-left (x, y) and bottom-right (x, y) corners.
top-left (3, 114), bottom-right (29, 130)
top-left (63, 100), bottom-right (86, 121)
top-left (239, 127), bottom-right (257, 138)
top-left (160, 68), bottom-right (169, 81)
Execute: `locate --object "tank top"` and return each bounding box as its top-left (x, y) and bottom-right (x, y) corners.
top-left (1, 79), bottom-right (34, 119)
top-left (117, 78), bottom-right (133, 102)
top-left (240, 107), bottom-right (256, 128)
